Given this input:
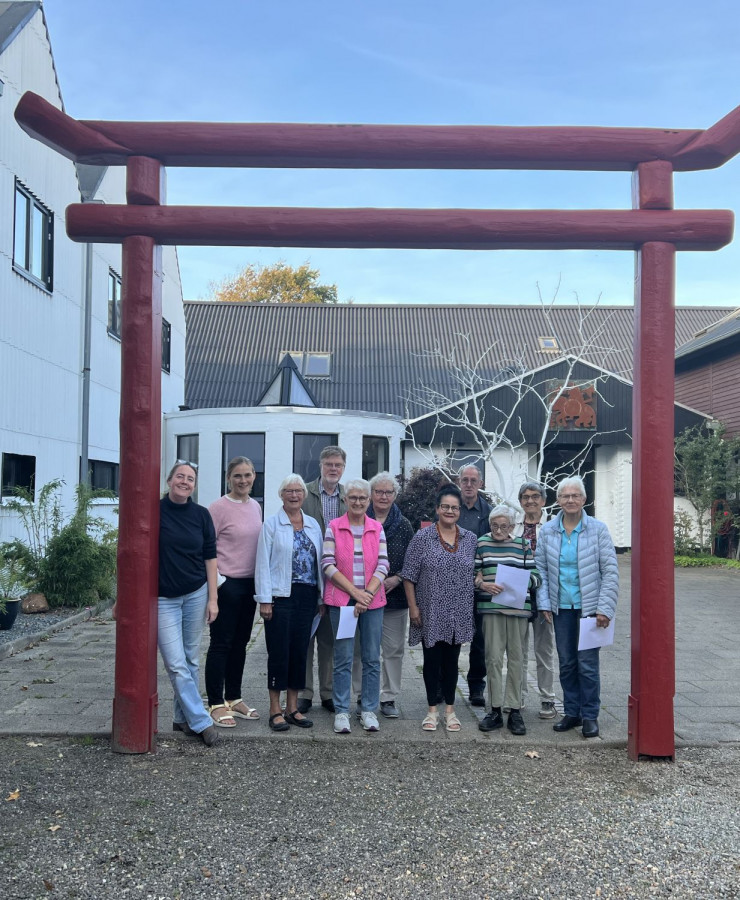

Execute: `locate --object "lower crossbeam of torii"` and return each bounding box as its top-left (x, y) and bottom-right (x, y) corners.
top-left (15, 90), bottom-right (740, 759)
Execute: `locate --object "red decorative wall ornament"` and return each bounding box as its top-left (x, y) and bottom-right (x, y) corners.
top-left (548, 382), bottom-right (597, 430)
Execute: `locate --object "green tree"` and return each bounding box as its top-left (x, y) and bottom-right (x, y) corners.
top-left (208, 261), bottom-right (339, 305)
top-left (674, 423), bottom-right (740, 554)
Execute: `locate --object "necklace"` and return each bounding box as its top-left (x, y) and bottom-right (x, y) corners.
top-left (436, 523), bottom-right (459, 553)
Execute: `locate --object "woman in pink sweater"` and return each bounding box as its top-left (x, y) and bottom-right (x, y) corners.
top-left (204, 457), bottom-right (263, 727)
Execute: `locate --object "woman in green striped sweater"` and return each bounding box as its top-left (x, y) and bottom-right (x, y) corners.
top-left (475, 505), bottom-right (541, 736)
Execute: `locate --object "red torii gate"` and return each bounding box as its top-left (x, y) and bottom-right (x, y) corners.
top-left (15, 92), bottom-right (740, 760)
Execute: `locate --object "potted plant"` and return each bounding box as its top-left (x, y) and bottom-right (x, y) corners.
top-left (0, 552), bottom-right (31, 630)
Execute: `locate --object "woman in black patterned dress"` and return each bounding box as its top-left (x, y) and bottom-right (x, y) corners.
top-left (401, 485), bottom-right (477, 732)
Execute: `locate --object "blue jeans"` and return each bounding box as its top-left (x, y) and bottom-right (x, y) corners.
top-left (329, 605), bottom-right (383, 715)
top-left (553, 608), bottom-right (601, 719)
top-left (158, 584), bottom-right (212, 733)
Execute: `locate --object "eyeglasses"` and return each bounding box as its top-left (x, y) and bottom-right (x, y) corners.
top-left (559, 493), bottom-right (584, 501)
top-left (372, 489), bottom-right (395, 497)
top-left (520, 493), bottom-right (543, 502)
top-left (347, 495), bottom-right (369, 503)
top-left (439, 504), bottom-right (460, 512)
top-left (175, 459), bottom-right (198, 470)
top-left (282, 488), bottom-right (304, 495)
top-left (490, 524), bottom-right (511, 532)
top-left (322, 461), bottom-right (345, 470)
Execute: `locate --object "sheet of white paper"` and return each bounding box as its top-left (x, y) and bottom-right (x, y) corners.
top-left (578, 616), bottom-right (615, 650)
top-left (336, 605), bottom-right (359, 639)
top-left (309, 613), bottom-right (322, 639)
top-left (492, 564), bottom-right (530, 610)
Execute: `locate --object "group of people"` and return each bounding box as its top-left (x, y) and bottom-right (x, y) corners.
top-left (154, 446), bottom-right (618, 746)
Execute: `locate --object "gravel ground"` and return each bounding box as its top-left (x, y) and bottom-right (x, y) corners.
top-left (1, 736), bottom-right (738, 899)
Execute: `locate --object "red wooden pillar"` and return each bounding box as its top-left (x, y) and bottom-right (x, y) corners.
top-left (629, 160), bottom-right (676, 759)
top-left (111, 158), bottom-right (164, 753)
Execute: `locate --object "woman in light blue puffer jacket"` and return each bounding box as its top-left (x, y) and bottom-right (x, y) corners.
top-left (534, 476), bottom-right (618, 739)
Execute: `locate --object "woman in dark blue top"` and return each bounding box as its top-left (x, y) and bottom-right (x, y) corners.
top-left (159, 462), bottom-right (219, 746)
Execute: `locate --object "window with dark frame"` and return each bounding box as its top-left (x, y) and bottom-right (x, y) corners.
top-left (2, 453), bottom-right (36, 499)
top-left (293, 433), bottom-right (339, 484)
top-left (81, 459), bottom-right (120, 494)
top-left (222, 433), bottom-right (266, 506)
top-left (362, 436), bottom-right (390, 481)
top-left (108, 269), bottom-right (122, 338)
top-left (280, 350), bottom-right (332, 377)
top-left (176, 435), bottom-right (200, 502)
top-left (13, 180), bottom-right (53, 291)
top-left (162, 318), bottom-right (171, 373)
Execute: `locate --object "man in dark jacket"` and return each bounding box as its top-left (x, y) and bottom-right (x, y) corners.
top-left (457, 465), bottom-right (491, 706)
top-left (297, 446), bottom-right (347, 715)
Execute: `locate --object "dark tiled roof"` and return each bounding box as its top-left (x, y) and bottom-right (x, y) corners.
top-left (185, 302), bottom-right (732, 418)
top-left (675, 308), bottom-right (740, 360)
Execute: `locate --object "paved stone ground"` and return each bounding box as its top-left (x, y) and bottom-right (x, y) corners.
top-left (0, 558), bottom-right (738, 747)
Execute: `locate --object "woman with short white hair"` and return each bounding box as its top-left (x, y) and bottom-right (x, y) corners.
top-left (535, 476), bottom-right (619, 739)
top-left (475, 504), bottom-right (541, 736)
top-left (255, 474), bottom-right (324, 732)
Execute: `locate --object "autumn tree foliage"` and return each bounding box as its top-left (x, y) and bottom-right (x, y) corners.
top-left (208, 261), bottom-right (339, 304)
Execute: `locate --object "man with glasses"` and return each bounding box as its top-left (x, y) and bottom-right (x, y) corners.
top-left (513, 481), bottom-right (557, 719)
top-left (297, 446), bottom-right (347, 715)
top-left (457, 465), bottom-right (491, 707)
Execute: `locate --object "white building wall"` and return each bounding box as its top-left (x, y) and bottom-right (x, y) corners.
top-left (164, 408), bottom-right (406, 519)
top-left (594, 445), bottom-right (632, 548)
top-left (0, 10), bottom-right (185, 543)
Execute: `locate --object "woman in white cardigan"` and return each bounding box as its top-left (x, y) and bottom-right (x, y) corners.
top-left (255, 475), bottom-right (324, 732)
top-left (535, 476), bottom-right (618, 739)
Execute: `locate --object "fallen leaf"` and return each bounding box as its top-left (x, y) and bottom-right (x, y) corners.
top-left (525, 750), bottom-right (540, 759)
top-left (6, 789), bottom-right (20, 801)
top-left (48, 824), bottom-right (61, 832)
top-left (43, 879), bottom-right (54, 891)
top-left (201, 867), bottom-right (212, 878)
top-left (20, 685), bottom-right (28, 691)
top-left (27, 741), bottom-right (43, 748)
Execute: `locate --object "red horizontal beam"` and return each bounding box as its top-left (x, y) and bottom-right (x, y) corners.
top-left (65, 205), bottom-right (734, 250)
top-left (15, 92), bottom-right (740, 172)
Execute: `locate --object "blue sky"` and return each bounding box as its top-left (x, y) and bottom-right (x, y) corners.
top-left (43, 0), bottom-right (740, 307)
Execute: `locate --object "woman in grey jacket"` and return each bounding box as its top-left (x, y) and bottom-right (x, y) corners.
top-left (255, 474), bottom-right (324, 732)
top-left (534, 476), bottom-right (618, 738)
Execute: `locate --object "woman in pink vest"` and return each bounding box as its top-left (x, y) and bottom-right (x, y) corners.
top-left (322, 478), bottom-right (389, 735)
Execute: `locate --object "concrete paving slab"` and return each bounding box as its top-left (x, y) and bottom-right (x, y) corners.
top-left (0, 557), bottom-right (737, 752)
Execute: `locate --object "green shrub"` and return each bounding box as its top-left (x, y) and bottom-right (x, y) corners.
top-left (674, 554), bottom-right (740, 569)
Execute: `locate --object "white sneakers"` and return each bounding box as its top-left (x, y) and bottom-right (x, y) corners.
top-left (360, 711), bottom-right (380, 732)
top-left (333, 713), bottom-right (351, 733)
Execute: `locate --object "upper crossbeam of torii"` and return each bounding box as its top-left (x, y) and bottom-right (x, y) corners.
top-left (15, 90), bottom-right (740, 759)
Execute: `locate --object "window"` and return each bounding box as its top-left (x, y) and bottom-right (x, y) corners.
top-left (222, 433), bottom-right (265, 505)
top-left (362, 436), bottom-right (389, 481)
top-left (82, 459), bottom-right (120, 494)
top-left (293, 433), bottom-right (339, 484)
top-left (13, 181), bottom-right (53, 291)
top-left (2, 453), bottom-right (36, 499)
top-left (108, 270), bottom-right (122, 338)
top-left (280, 351), bottom-right (331, 377)
top-left (162, 318), bottom-right (171, 373)
top-left (538, 336), bottom-right (560, 352)
top-left (176, 435), bottom-right (199, 501)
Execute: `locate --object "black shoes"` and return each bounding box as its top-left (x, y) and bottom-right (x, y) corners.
top-left (582, 718), bottom-right (600, 738)
top-left (173, 721), bottom-right (195, 736)
top-left (553, 715), bottom-right (583, 733)
top-left (469, 690), bottom-right (486, 707)
top-left (478, 708), bottom-right (504, 732)
top-left (285, 711), bottom-right (313, 728)
top-left (321, 698), bottom-right (336, 713)
top-left (296, 698), bottom-right (312, 714)
top-left (197, 725), bottom-right (219, 746)
top-left (507, 709), bottom-right (526, 735)
top-left (269, 713), bottom-right (290, 732)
